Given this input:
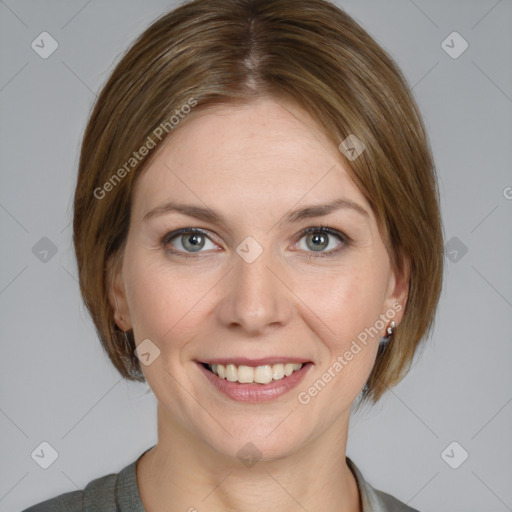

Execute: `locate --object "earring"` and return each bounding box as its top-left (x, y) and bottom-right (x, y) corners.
top-left (386, 321), bottom-right (396, 337)
top-left (379, 321), bottom-right (396, 346)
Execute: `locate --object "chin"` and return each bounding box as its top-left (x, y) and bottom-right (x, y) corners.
top-left (200, 414), bottom-right (315, 465)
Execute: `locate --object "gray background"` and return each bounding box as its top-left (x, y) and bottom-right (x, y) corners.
top-left (1, 0), bottom-right (511, 511)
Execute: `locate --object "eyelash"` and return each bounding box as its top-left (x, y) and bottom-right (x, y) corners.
top-left (161, 225), bottom-right (350, 259)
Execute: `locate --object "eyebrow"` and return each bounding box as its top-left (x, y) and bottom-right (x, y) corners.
top-left (142, 198), bottom-right (369, 225)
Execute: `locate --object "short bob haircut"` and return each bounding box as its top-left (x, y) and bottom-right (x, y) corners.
top-left (73, 0), bottom-right (444, 406)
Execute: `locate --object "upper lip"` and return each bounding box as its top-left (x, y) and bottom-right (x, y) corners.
top-left (199, 357), bottom-right (311, 366)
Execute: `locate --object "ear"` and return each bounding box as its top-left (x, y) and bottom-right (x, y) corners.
top-left (106, 251), bottom-right (132, 331)
top-left (382, 251), bottom-right (410, 326)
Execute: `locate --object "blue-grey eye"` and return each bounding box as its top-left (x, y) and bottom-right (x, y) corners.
top-left (296, 228), bottom-right (344, 253)
top-left (181, 233), bottom-right (204, 252)
top-left (166, 230), bottom-right (217, 253)
top-left (306, 232), bottom-right (328, 251)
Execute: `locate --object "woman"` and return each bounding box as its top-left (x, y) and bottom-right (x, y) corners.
top-left (24, 0), bottom-right (443, 510)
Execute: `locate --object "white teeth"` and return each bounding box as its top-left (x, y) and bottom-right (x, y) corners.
top-left (272, 363), bottom-right (285, 380)
top-left (225, 364), bottom-right (237, 382)
top-left (207, 362), bottom-right (303, 384)
top-left (254, 365), bottom-right (273, 384)
top-left (237, 365), bottom-right (254, 383)
top-left (284, 363), bottom-right (296, 377)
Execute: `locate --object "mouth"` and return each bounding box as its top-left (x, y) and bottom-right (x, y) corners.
top-left (196, 358), bottom-right (313, 403)
top-left (200, 361), bottom-right (305, 384)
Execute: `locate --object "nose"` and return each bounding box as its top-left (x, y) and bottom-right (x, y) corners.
top-left (215, 246), bottom-right (292, 336)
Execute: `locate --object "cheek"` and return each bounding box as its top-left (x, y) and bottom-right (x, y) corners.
top-left (123, 250), bottom-right (208, 343)
top-left (296, 261), bottom-right (389, 343)
top-left (294, 261), bottom-right (389, 388)
top-left (290, 267), bottom-right (386, 414)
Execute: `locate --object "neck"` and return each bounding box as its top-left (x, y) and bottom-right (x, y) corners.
top-left (137, 402), bottom-right (362, 512)
top-left (136, 402), bottom-right (361, 512)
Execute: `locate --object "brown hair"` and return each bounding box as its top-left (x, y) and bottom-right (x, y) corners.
top-left (73, 0), bottom-right (444, 405)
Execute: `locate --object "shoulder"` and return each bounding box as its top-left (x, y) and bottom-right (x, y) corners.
top-left (346, 456), bottom-right (421, 512)
top-left (21, 466), bottom-right (124, 512)
top-left (22, 448), bottom-right (150, 512)
top-left (21, 488), bottom-right (85, 512)
top-left (373, 488), bottom-right (421, 512)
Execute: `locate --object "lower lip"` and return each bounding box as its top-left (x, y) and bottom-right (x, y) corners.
top-left (197, 362), bottom-right (313, 403)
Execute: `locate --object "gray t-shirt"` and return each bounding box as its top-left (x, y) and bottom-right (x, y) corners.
top-left (22, 446), bottom-right (419, 511)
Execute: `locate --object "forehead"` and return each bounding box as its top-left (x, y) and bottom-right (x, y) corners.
top-left (132, 98), bottom-right (370, 220)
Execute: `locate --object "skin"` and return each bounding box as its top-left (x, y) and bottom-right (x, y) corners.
top-left (109, 97), bottom-right (409, 512)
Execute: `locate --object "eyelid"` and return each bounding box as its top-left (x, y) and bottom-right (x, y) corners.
top-left (162, 227), bottom-right (215, 244)
top-left (295, 225), bottom-right (350, 243)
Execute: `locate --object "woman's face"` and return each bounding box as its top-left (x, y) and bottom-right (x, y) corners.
top-left (110, 97), bottom-right (407, 461)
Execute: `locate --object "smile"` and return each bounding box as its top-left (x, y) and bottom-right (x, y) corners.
top-left (204, 362), bottom-right (303, 384)
top-left (197, 360), bottom-right (313, 402)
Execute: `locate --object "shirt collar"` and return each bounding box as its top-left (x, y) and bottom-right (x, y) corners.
top-left (346, 456), bottom-right (390, 511)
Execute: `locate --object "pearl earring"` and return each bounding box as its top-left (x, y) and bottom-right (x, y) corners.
top-left (386, 321), bottom-right (396, 337)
